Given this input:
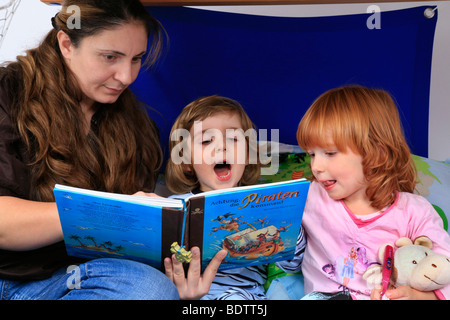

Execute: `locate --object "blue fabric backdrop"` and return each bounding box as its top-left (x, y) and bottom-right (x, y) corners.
top-left (131, 6), bottom-right (437, 159)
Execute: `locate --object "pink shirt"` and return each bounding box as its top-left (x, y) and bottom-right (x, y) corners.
top-left (302, 181), bottom-right (450, 300)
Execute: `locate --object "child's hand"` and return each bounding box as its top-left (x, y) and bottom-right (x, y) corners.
top-left (370, 285), bottom-right (438, 300)
top-left (369, 285), bottom-right (383, 300)
top-left (385, 286), bottom-right (438, 300)
top-left (164, 246), bottom-right (227, 299)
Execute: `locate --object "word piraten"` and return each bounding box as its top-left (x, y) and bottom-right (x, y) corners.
top-left (238, 190), bottom-right (300, 209)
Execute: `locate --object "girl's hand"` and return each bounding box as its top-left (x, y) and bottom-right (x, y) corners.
top-left (369, 285), bottom-right (383, 300)
top-left (164, 247), bottom-right (227, 300)
top-left (385, 286), bottom-right (438, 300)
top-left (370, 285), bottom-right (438, 300)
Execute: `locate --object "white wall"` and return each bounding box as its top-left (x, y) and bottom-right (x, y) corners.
top-left (0, 1), bottom-right (59, 63)
top-left (1, 1), bottom-right (449, 162)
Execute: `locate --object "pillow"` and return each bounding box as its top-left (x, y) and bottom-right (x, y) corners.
top-left (412, 154), bottom-right (449, 231)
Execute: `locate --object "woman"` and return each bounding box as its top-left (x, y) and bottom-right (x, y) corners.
top-left (0, 0), bottom-right (178, 299)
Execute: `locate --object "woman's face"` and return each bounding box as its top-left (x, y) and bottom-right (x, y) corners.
top-left (59, 22), bottom-right (148, 108)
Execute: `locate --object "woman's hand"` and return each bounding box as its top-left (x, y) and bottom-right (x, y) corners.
top-left (132, 191), bottom-right (161, 197)
top-left (164, 247), bottom-right (227, 300)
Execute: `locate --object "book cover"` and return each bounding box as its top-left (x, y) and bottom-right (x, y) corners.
top-left (54, 185), bottom-right (185, 270)
top-left (185, 179), bottom-right (310, 271)
top-left (54, 179), bottom-right (310, 271)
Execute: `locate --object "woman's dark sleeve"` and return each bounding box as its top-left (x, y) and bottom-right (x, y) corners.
top-left (0, 76), bottom-right (31, 199)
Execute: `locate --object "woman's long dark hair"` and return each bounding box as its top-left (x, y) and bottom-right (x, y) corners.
top-left (4, 0), bottom-right (165, 201)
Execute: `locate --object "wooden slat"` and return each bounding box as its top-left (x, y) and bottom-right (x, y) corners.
top-left (40, 0), bottom-right (437, 6)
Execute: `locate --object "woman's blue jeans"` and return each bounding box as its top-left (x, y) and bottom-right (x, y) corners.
top-left (0, 258), bottom-right (179, 300)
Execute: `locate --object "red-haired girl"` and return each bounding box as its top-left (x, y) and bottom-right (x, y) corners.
top-left (297, 85), bottom-right (450, 300)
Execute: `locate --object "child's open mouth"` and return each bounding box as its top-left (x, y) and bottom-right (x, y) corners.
top-left (214, 163), bottom-right (232, 181)
top-left (322, 180), bottom-right (336, 191)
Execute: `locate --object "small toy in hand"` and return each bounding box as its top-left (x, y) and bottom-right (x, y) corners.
top-left (170, 242), bottom-right (193, 263)
top-left (363, 236), bottom-right (450, 293)
top-left (380, 244), bottom-right (393, 297)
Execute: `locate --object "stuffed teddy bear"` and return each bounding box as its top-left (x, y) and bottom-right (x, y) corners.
top-left (363, 236), bottom-right (450, 292)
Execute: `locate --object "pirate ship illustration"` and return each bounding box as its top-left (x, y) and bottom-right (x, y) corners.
top-left (210, 214), bottom-right (290, 259)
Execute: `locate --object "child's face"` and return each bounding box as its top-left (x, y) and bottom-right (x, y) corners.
top-left (307, 139), bottom-right (371, 213)
top-left (189, 112), bottom-right (247, 192)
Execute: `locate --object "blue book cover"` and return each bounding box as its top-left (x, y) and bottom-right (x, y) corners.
top-left (54, 179), bottom-right (309, 271)
top-left (184, 179), bottom-right (310, 271)
top-left (54, 185), bottom-right (185, 270)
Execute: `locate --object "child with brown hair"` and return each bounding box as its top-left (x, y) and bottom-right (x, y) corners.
top-left (165, 95), bottom-right (261, 194)
top-left (164, 95), bottom-right (306, 300)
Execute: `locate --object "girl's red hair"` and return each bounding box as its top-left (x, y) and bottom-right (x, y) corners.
top-left (297, 85), bottom-right (417, 210)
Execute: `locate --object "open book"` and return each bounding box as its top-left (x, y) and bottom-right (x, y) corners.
top-left (54, 179), bottom-right (310, 271)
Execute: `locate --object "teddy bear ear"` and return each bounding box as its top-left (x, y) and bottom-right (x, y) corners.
top-left (395, 237), bottom-right (413, 248)
top-left (413, 236), bottom-right (433, 249)
top-left (377, 243), bottom-right (394, 263)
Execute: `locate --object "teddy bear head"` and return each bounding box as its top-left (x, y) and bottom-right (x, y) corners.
top-left (390, 236), bottom-right (450, 291)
